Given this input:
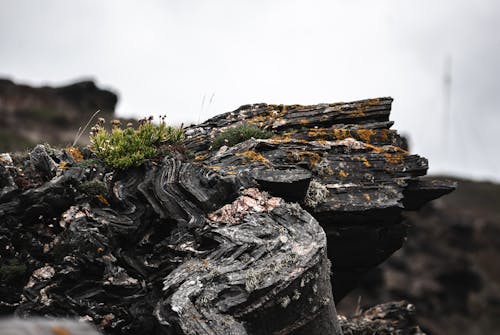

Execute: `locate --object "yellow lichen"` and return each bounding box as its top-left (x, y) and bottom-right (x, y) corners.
top-left (204, 165), bottom-right (222, 171)
top-left (195, 153), bottom-right (208, 161)
top-left (379, 129), bottom-right (391, 142)
top-left (339, 170), bottom-right (348, 178)
top-left (58, 161), bottom-right (69, 170)
top-left (308, 128), bottom-right (329, 138)
top-left (96, 194), bottom-right (110, 206)
top-left (356, 129), bottom-right (375, 143)
top-left (236, 150), bottom-right (271, 167)
top-left (288, 150), bottom-right (322, 169)
top-left (354, 156), bottom-right (372, 167)
top-left (333, 129), bottom-right (352, 140)
top-left (66, 147), bottom-right (83, 162)
top-left (384, 153), bottom-right (405, 164)
top-left (364, 143), bottom-right (385, 153)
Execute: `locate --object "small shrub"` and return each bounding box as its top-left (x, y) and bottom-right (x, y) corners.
top-left (89, 116), bottom-right (184, 169)
top-left (212, 124), bottom-right (273, 150)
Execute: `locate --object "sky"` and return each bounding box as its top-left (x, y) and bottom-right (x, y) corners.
top-left (1, 0), bottom-right (499, 182)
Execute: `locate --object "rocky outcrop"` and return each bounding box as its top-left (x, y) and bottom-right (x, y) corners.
top-left (0, 78), bottom-right (119, 151)
top-left (0, 97), bottom-right (453, 334)
top-left (185, 97), bottom-right (455, 300)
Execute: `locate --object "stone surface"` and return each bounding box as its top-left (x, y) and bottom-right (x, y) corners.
top-left (0, 97), bottom-right (453, 334)
top-left (185, 97), bottom-right (455, 300)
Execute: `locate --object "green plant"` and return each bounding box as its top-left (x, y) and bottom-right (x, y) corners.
top-left (89, 116), bottom-right (184, 169)
top-left (212, 124), bottom-right (273, 150)
top-left (78, 180), bottom-right (109, 197)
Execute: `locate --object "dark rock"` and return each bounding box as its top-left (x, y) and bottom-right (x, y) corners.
top-left (0, 97), bottom-right (452, 334)
top-left (185, 97), bottom-right (455, 300)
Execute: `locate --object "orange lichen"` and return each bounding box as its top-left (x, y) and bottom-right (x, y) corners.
top-left (349, 110), bottom-right (366, 117)
top-left (58, 161), bottom-right (69, 170)
top-left (354, 156), bottom-right (372, 167)
top-left (305, 152), bottom-right (322, 169)
top-left (364, 143), bottom-right (385, 153)
top-left (339, 170), bottom-right (348, 178)
top-left (236, 150), bottom-right (271, 167)
top-left (384, 153), bottom-right (405, 164)
top-left (288, 150), bottom-right (322, 169)
top-left (308, 128), bottom-right (328, 138)
top-left (356, 129), bottom-right (375, 143)
top-left (299, 119), bottom-right (309, 125)
top-left (333, 128), bottom-right (352, 140)
top-left (379, 129), bottom-right (391, 142)
top-left (195, 153), bottom-right (208, 161)
top-left (247, 105), bottom-right (287, 128)
top-left (96, 194), bottom-right (110, 206)
top-left (363, 194), bottom-right (371, 202)
top-left (66, 146), bottom-right (83, 162)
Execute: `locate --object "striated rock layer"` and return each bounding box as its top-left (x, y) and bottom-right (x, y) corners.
top-left (185, 97), bottom-right (455, 300)
top-left (0, 97), bottom-right (453, 334)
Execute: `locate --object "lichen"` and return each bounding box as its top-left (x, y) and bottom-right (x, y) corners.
top-left (235, 150), bottom-right (271, 167)
top-left (304, 180), bottom-right (329, 207)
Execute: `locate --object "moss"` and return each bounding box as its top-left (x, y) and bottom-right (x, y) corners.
top-left (76, 158), bottom-right (99, 169)
top-left (89, 116), bottom-right (184, 169)
top-left (0, 259), bottom-right (27, 283)
top-left (78, 180), bottom-right (108, 197)
top-left (212, 124), bottom-right (273, 150)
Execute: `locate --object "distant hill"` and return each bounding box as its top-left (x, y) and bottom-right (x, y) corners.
top-left (0, 78), bottom-right (130, 151)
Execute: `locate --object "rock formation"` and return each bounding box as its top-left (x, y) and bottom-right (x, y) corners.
top-left (0, 97), bottom-right (453, 334)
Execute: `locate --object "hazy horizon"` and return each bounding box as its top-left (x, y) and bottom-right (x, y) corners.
top-left (1, 0), bottom-right (499, 182)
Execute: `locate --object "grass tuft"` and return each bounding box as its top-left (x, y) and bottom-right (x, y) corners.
top-left (212, 124), bottom-right (272, 150)
top-left (89, 116), bottom-right (184, 169)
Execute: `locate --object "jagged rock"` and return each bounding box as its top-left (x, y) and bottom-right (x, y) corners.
top-left (0, 97), bottom-right (453, 334)
top-left (185, 97), bottom-right (455, 299)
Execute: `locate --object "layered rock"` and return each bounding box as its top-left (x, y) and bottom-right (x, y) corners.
top-left (184, 97), bottom-right (455, 299)
top-left (0, 97), bottom-right (453, 334)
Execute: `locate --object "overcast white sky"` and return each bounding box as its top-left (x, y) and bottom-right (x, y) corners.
top-left (1, 0), bottom-right (499, 181)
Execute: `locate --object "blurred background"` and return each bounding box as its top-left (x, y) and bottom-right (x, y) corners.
top-left (1, 1), bottom-right (499, 334)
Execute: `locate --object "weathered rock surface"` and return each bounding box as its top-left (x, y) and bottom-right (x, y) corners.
top-left (0, 97), bottom-right (453, 334)
top-left (185, 97), bottom-right (455, 299)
